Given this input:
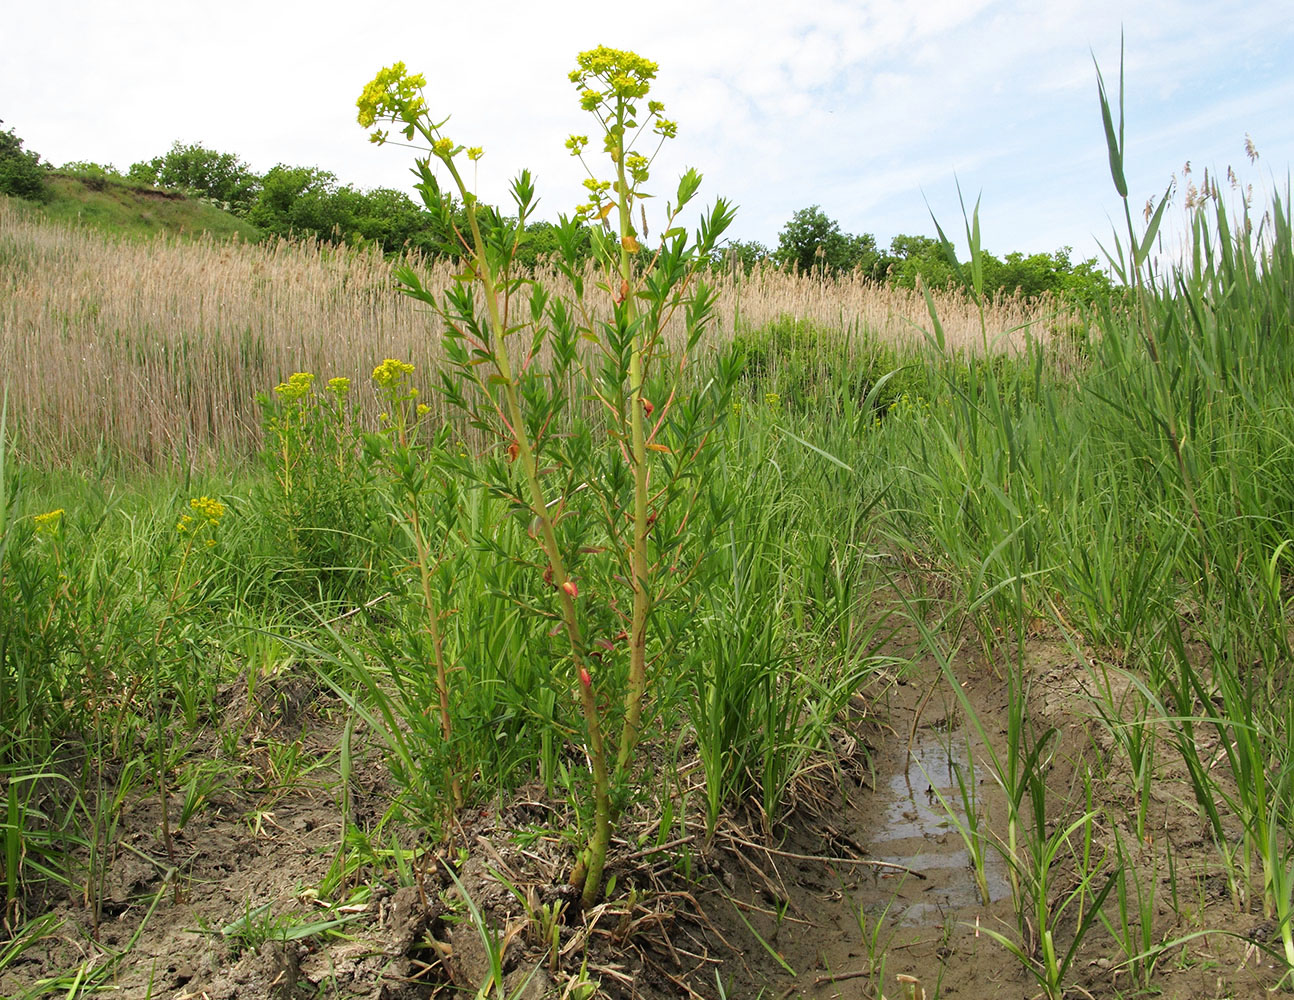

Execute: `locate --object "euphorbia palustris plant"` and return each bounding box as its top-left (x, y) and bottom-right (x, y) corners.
top-left (357, 46), bottom-right (736, 906)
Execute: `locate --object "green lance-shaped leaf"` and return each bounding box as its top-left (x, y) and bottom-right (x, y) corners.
top-left (1093, 38), bottom-right (1128, 198)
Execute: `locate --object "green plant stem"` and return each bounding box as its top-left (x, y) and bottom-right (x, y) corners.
top-left (149, 534), bottom-right (196, 874)
top-left (407, 501), bottom-right (461, 811)
top-left (442, 151), bottom-right (611, 906)
top-left (614, 147), bottom-right (651, 780)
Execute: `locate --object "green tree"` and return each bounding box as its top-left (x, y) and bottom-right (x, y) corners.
top-left (980, 247), bottom-right (1111, 302)
top-left (886, 233), bottom-right (956, 290)
top-left (0, 125), bottom-right (50, 201)
top-left (721, 238), bottom-right (772, 273)
top-left (348, 186), bottom-right (439, 254)
top-left (512, 218), bottom-right (593, 270)
top-left (775, 206), bottom-right (882, 276)
top-left (127, 141), bottom-right (260, 211)
top-left (244, 165), bottom-right (337, 238)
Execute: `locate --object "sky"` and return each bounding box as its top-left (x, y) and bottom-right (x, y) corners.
top-left (5, 0), bottom-right (1293, 264)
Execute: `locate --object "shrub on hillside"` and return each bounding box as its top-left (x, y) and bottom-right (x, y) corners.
top-left (128, 141), bottom-right (260, 212)
top-left (0, 127), bottom-right (50, 201)
top-left (60, 160), bottom-right (125, 191)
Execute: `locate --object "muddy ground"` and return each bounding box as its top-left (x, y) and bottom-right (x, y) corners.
top-left (1, 639), bottom-right (1284, 1000)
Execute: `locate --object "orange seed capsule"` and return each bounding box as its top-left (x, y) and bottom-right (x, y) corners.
top-left (580, 666), bottom-right (592, 689)
top-left (642, 398), bottom-right (654, 416)
top-left (562, 579), bottom-right (579, 598)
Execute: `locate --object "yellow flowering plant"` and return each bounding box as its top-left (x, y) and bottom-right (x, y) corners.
top-left (148, 493), bottom-right (228, 869)
top-left (362, 358), bottom-right (463, 813)
top-left (358, 47), bottom-right (738, 906)
top-left (255, 369), bottom-right (375, 601)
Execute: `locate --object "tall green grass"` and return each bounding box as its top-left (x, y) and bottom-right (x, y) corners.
top-left (831, 117), bottom-right (1294, 988)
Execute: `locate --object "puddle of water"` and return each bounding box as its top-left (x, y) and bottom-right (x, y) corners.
top-left (863, 727), bottom-right (1012, 926)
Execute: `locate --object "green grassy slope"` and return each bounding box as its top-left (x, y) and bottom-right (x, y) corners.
top-left (6, 173), bottom-right (263, 241)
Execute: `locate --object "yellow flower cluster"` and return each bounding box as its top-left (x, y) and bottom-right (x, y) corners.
top-left (274, 372), bottom-right (315, 401)
top-left (625, 152), bottom-right (650, 184)
top-left (356, 62), bottom-right (428, 130)
top-left (190, 496), bottom-right (226, 524)
top-left (178, 496), bottom-right (226, 535)
top-left (34, 508), bottom-right (64, 534)
top-left (372, 358), bottom-right (415, 389)
top-left (569, 47), bottom-right (658, 101)
top-left (326, 376), bottom-right (351, 397)
top-left (764, 392), bottom-right (781, 409)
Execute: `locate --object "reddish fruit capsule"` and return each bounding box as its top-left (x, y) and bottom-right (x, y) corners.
top-left (580, 666), bottom-right (593, 689)
top-left (562, 579), bottom-right (579, 598)
top-left (507, 441), bottom-right (520, 463)
top-left (642, 398), bottom-right (654, 416)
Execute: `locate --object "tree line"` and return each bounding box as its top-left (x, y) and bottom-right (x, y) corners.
top-left (2, 126), bottom-right (1110, 301)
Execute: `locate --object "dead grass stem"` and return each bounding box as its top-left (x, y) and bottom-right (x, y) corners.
top-left (0, 199), bottom-right (1074, 466)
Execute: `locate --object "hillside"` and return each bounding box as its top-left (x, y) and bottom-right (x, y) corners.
top-left (5, 172), bottom-right (262, 242)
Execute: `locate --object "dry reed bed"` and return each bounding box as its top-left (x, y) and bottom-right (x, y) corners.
top-left (0, 199), bottom-right (1072, 465)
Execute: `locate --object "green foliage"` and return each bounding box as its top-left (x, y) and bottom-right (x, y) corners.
top-left (884, 233), bottom-right (954, 289)
top-left (0, 127), bottom-right (50, 202)
top-left (358, 47), bottom-right (743, 904)
top-left (244, 164), bottom-right (337, 237)
top-left (720, 238), bottom-right (772, 273)
top-left (512, 219), bottom-right (592, 269)
top-left (254, 373), bottom-right (384, 607)
top-left (731, 315), bottom-right (928, 419)
top-left (57, 161), bottom-right (123, 191)
top-left (766, 207), bottom-right (1112, 303)
top-left (774, 205), bottom-right (882, 276)
top-left (128, 141), bottom-right (260, 211)
top-left (32, 174), bottom-right (263, 241)
top-left (348, 185), bottom-right (445, 254)
top-left (980, 246), bottom-right (1110, 301)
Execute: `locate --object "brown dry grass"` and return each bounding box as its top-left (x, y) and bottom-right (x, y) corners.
top-left (0, 198), bottom-right (1076, 466)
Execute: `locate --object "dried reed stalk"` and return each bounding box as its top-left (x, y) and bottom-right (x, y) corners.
top-left (0, 199), bottom-right (1074, 466)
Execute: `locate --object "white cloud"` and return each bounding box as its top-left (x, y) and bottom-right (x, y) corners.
top-left (4, 0), bottom-right (1292, 260)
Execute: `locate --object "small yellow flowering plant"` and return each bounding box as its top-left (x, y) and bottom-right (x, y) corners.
top-left (364, 359), bottom-right (461, 812)
top-left (33, 508), bottom-right (64, 536)
top-left (151, 493), bottom-right (227, 867)
top-left (255, 369), bottom-right (372, 599)
top-left (358, 48), bottom-right (738, 906)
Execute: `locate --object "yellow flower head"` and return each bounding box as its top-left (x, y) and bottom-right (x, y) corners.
top-left (356, 62), bottom-right (428, 130)
top-left (625, 152), bottom-right (650, 184)
top-left (764, 392), bottom-right (781, 409)
top-left (34, 508), bottom-right (64, 535)
top-left (466, 146), bottom-right (484, 162)
top-left (326, 376), bottom-right (351, 397)
top-left (372, 358), bottom-right (415, 389)
top-left (189, 496), bottom-right (226, 526)
top-left (274, 372), bottom-right (315, 402)
top-left (569, 47), bottom-right (658, 102)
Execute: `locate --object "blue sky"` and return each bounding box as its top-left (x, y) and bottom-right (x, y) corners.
top-left (5, 0), bottom-right (1292, 264)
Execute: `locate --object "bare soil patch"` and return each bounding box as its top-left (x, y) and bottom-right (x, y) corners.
top-left (2, 643), bottom-right (1283, 999)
